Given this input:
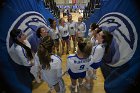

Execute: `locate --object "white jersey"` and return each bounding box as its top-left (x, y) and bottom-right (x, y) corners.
top-left (67, 54), bottom-right (91, 73)
top-left (41, 55), bottom-right (62, 86)
top-left (90, 44), bottom-right (105, 65)
top-left (49, 27), bottom-right (60, 40)
top-left (59, 23), bottom-right (69, 37)
top-left (76, 22), bottom-right (86, 37)
top-left (9, 40), bottom-right (32, 66)
top-left (67, 21), bottom-right (77, 35)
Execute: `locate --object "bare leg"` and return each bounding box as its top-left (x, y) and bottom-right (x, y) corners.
top-left (78, 78), bottom-right (84, 86)
top-left (56, 41), bottom-right (59, 55)
top-left (92, 69), bottom-right (97, 80)
top-left (52, 46), bottom-right (55, 54)
top-left (70, 78), bottom-right (78, 92)
top-left (61, 40), bottom-right (65, 55)
top-left (66, 39), bottom-right (69, 54)
top-left (69, 36), bottom-right (71, 51)
top-left (72, 35), bottom-right (76, 53)
top-left (85, 70), bottom-right (93, 89)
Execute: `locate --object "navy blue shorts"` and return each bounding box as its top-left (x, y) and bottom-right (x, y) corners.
top-left (68, 69), bottom-right (86, 80)
top-left (62, 36), bottom-right (69, 41)
top-left (90, 62), bottom-right (102, 69)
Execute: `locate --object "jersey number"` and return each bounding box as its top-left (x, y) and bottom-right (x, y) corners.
top-left (79, 65), bottom-right (85, 70)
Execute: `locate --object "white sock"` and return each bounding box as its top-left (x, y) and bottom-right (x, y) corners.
top-left (71, 84), bottom-right (76, 88)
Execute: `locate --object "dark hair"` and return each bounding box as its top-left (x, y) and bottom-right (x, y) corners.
top-left (36, 27), bottom-right (44, 38)
top-left (90, 23), bottom-right (99, 30)
top-left (10, 28), bottom-right (33, 60)
top-left (67, 14), bottom-right (72, 22)
top-left (102, 30), bottom-right (113, 53)
top-left (94, 27), bottom-right (102, 38)
top-left (59, 18), bottom-right (63, 24)
top-left (78, 38), bottom-right (92, 58)
top-left (37, 36), bottom-right (54, 69)
top-left (96, 27), bottom-right (102, 33)
top-left (48, 18), bottom-right (55, 28)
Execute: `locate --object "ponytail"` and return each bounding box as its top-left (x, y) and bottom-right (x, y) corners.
top-left (15, 39), bottom-right (33, 60)
top-left (37, 36), bottom-right (54, 69)
top-left (10, 29), bottom-right (33, 60)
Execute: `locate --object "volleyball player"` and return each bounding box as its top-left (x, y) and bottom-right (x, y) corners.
top-left (34, 36), bottom-right (65, 93)
top-left (76, 16), bottom-right (86, 42)
top-left (85, 30), bottom-right (113, 89)
top-left (48, 18), bottom-right (60, 55)
top-left (67, 14), bottom-right (77, 52)
top-left (67, 38), bottom-right (92, 92)
top-left (59, 18), bottom-right (70, 54)
top-left (9, 29), bottom-right (34, 89)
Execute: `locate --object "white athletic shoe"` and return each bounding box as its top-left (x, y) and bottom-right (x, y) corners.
top-left (79, 83), bottom-right (83, 88)
top-left (84, 83), bottom-right (91, 90)
top-left (70, 85), bottom-right (78, 93)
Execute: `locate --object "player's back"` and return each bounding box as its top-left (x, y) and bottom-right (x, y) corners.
top-left (41, 55), bottom-right (62, 86)
top-left (67, 54), bottom-right (91, 73)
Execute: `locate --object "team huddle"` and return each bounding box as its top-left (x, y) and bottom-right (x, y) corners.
top-left (9, 14), bottom-right (113, 93)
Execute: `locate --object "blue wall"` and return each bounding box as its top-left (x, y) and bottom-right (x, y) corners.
top-left (85, 0), bottom-right (140, 93)
top-left (0, 0), bottom-right (54, 92)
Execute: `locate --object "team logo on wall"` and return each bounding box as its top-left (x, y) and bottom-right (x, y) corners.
top-left (98, 12), bottom-right (138, 67)
top-left (6, 11), bottom-right (48, 64)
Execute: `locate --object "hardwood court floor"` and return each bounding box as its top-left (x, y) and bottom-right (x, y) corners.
top-left (32, 13), bottom-right (105, 93)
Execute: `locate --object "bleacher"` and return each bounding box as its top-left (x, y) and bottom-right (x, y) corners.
top-left (44, 0), bottom-right (60, 19)
top-left (83, 0), bottom-right (101, 20)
